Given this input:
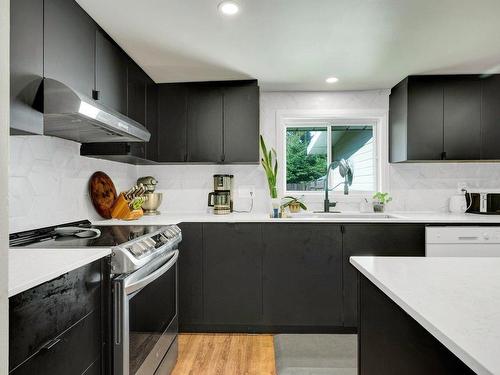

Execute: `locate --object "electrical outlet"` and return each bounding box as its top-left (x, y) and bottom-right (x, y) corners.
top-left (238, 185), bottom-right (255, 198)
top-left (457, 182), bottom-right (468, 193)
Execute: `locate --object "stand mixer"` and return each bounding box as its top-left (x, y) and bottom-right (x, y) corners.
top-left (137, 176), bottom-right (163, 215)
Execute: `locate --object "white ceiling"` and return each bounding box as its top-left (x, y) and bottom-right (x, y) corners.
top-left (77, 0), bottom-right (500, 91)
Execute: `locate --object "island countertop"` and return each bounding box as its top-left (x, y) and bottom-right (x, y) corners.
top-left (350, 256), bottom-right (500, 375)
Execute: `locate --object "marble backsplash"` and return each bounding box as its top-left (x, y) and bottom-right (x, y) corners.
top-left (9, 136), bottom-right (136, 233)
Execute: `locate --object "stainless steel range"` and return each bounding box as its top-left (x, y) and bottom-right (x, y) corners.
top-left (10, 220), bottom-right (181, 375)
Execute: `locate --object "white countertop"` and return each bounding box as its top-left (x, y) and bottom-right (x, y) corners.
top-left (93, 211), bottom-right (500, 226)
top-left (9, 248), bottom-right (111, 297)
top-left (350, 256), bottom-right (500, 375)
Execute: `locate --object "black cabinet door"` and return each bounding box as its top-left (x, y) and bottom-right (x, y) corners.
top-left (262, 224), bottom-right (343, 327)
top-left (407, 76), bottom-right (444, 160)
top-left (203, 223), bottom-right (263, 326)
top-left (342, 224), bottom-right (425, 328)
top-left (44, 0), bottom-right (96, 97)
top-left (11, 311), bottom-right (101, 375)
top-left (178, 223), bottom-right (204, 328)
top-left (127, 60), bottom-right (147, 125)
top-left (95, 29), bottom-right (127, 115)
top-left (145, 80), bottom-right (159, 161)
top-left (10, 0), bottom-right (44, 135)
top-left (481, 75), bottom-right (500, 159)
top-left (223, 83), bottom-right (259, 163)
top-left (443, 77), bottom-right (481, 160)
top-left (157, 84), bottom-right (189, 162)
top-left (187, 85), bottom-right (223, 162)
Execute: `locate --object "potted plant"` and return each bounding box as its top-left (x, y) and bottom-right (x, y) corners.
top-left (281, 196), bottom-right (307, 213)
top-left (372, 192), bottom-right (392, 212)
top-left (260, 135), bottom-right (279, 217)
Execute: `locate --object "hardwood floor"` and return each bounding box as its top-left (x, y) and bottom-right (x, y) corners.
top-left (171, 334), bottom-right (276, 375)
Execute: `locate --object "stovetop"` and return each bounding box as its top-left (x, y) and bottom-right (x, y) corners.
top-left (10, 222), bottom-right (166, 248)
top-left (10, 220), bottom-right (182, 274)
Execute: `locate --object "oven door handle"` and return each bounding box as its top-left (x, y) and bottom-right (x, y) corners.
top-left (125, 250), bottom-right (179, 294)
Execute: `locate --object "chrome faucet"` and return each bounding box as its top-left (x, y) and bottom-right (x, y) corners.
top-left (324, 159), bottom-right (352, 212)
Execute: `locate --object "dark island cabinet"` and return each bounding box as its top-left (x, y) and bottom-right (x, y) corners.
top-left (95, 30), bottom-right (128, 115)
top-left (262, 224), bottom-right (343, 328)
top-left (203, 223), bottom-right (263, 327)
top-left (342, 224), bottom-right (425, 328)
top-left (178, 223), bottom-right (204, 329)
top-left (157, 80), bottom-right (259, 164)
top-left (10, 0), bottom-right (44, 135)
top-left (390, 74), bottom-right (500, 162)
top-left (44, 0), bottom-right (97, 97)
top-left (9, 258), bottom-right (108, 375)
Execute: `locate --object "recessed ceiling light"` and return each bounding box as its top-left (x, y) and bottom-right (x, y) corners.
top-left (218, 1), bottom-right (239, 15)
top-left (326, 77), bottom-right (339, 83)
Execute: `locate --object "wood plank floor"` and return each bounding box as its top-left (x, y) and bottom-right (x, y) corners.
top-left (171, 334), bottom-right (276, 375)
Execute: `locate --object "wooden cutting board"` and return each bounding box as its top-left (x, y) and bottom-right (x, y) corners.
top-left (89, 171), bottom-right (117, 219)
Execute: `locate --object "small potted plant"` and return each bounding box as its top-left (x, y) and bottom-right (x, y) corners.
top-left (281, 196), bottom-right (307, 213)
top-left (372, 192), bottom-right (392, 212)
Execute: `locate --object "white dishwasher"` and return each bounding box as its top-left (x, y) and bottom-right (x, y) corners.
top-left (426, 226), bottom-right (500, 256)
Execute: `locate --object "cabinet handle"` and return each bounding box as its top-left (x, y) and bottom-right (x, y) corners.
top-left (441, 151), bottom-right (447, 160)
top-left (40, 338), bottom-right (61, 352)
top-left (221, 154), bottom-right (225, 163)
top-left (92, 90), bottom-right (100, 100)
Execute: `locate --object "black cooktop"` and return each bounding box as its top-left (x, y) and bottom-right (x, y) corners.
top-left (9, 220), bottom-right (165, 248)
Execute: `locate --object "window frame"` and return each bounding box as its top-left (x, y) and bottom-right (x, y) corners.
top-left (276, 109), bottom-right (389, 201)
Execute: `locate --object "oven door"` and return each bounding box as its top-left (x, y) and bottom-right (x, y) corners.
top-left (113, 250), bottom-right (179, 375)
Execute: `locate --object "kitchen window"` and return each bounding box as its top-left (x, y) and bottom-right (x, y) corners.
top-left (281, 118), bottom-right (379, 195)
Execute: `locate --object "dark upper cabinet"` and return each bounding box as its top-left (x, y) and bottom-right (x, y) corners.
top-left (95, 29), bottom-right (128, 115)
top-left (157, 80), bottom-right (259, 164)
top-left (342, 224), bottom-right (425, 328)
top-left (157, 84), bottom-right (189, 162)
top-left (145, 80), bottom-right (159, 161)
top-left (44, 0), bottom-right (96, 97)
top-left (187, 84), bottom-right (224, 162)
top-left (203, 223), bottom-right (263, 327)
top-left (481, 75), bottom-right (500, 159)
top-left (443, 77), bottom-right (481, 160)
top-left (390, 74), bottom-right (500, 162)
top-left (10, 0), bottom-right (44, 135)
top-left (127, 60), bottom-right (147, 125)
top-left (262, 224), bottom-right (343, 327)
top-left (223, 84), bottom-right (260, 163)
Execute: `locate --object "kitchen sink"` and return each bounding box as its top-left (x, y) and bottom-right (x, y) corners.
top-left (287, 212), bottom-right (405, 219)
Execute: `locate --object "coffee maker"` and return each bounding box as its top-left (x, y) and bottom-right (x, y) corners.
top-left (208, 174), bottom-right (234, 215)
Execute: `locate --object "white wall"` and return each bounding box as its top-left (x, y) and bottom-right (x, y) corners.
top-left (0, 0), bottom-right (9, 372)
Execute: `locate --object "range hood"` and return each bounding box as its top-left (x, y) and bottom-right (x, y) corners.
top-left (37, 78), bottom-right (150, 143)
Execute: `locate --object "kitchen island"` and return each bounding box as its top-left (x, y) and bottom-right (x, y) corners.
top-left (351, 256), bottom-right (500, 375)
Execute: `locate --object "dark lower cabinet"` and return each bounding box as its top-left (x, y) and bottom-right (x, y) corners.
top-left (342, 224), bottom-right (425, 328)
top-left (10, 0), bottom-right (44, 135)
top-left (262, 224), bottom-right (343, 328)
top-left (178, 223), bottom-right (204, 329)
top-left (44, 0), bottom-right (96, 98)
top-left (9, 259), bottom-right (107, 375)
top-left (358, 275), bottom-right (475, 375)
top-left (203, 223), bottom-right (263, 328)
